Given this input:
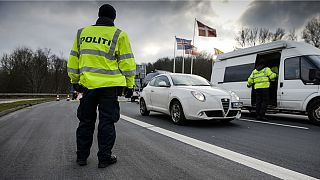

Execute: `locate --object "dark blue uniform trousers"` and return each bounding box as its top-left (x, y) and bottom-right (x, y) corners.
top-left (255, 88), bottom-right (269, 119)
top-left (76, 87), bottom-right (120, 162)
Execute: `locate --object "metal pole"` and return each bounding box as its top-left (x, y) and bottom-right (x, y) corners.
top-left (173, 36), bottom-right (176, 73)
top-left (182, 44), bottom-right (185, 74)
top-left (191, 18), bottom-right (196, 74)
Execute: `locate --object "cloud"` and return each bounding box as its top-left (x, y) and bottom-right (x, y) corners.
top-left (0, 1), bottom-right (218, 64)
top-left (239, 0), bottom-right (320, 31)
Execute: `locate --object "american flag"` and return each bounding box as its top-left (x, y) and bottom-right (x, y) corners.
top-left (176, 37), bottom-right (192, 50)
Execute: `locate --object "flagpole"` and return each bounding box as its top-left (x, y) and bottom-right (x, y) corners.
top-left (173, 36), bottom-right (176, 73)
top-left (191, 18), bottom-right (196, 74)
top-left (182, 44), bottom-right (185, 74)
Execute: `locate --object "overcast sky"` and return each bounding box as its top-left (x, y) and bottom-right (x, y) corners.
top-left (0, 0), bottom-right (319, 64)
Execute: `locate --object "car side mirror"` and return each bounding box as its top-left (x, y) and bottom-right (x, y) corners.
top-left (309, 69), bottom-right (320, 80)
top-left (158, 81), bottom-right (170, 87)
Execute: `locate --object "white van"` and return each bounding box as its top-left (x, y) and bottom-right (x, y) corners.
top-left (211, 40), bottom-right (320, 124)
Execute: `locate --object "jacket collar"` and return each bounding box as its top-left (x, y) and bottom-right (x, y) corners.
top-left (95, 17), bottom-right (114, 26)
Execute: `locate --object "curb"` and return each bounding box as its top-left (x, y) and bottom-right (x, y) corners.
top-left (0, 104), bottom-right (32, 117)
top-left (0, 100), bottom-right (53, 118)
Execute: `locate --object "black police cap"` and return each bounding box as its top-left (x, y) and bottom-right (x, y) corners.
top-left (98, 4), bottom-right (116, 20)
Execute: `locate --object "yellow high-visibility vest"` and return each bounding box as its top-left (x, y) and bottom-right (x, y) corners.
top-left (67, 25), bottom-right (136, 89)
top-left (247, 67), bottom-right (276, 89)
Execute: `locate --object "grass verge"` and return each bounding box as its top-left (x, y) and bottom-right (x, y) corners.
top-left (0, 98), bottom-right (55, 113)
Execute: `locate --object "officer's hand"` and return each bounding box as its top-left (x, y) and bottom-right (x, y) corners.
top-left (73, 84), bottom-right (85, 93)
top-left (124, 88), bottom-right (133, 98)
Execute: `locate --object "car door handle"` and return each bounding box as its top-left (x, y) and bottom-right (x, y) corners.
top-left (280, 82), bottom-right (283, 88)
top-left (151, 90), bottom-right (154, 92)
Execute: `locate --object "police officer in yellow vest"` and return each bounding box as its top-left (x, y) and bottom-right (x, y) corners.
top-left (67, 4), bottom-right (136, 168)
top-left (247, 59), bottom-right (276, 121)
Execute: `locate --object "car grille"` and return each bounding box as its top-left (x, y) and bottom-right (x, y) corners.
top-left (204, 110), bottom-right (224, 117)
top-left (221, 98), bottom-right (230, 114)
top-left (227, 110), bottom-right (239, 117)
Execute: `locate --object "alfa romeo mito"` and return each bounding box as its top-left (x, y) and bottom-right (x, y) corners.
top-left (139, 73), bottom-right (242, 124)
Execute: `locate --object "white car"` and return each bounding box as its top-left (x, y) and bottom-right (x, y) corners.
top-left (140, 73), bottom-right (243, 124)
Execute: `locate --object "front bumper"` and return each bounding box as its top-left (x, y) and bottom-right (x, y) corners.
top-left (180, 96), bottom-right (242, 120)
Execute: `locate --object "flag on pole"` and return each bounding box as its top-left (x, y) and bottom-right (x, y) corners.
top-left (186, 46), bottom-right (199, 56)
top-left (191, 46), bottom-right (199, 56)
top-left (176, 37), bottom-right (192, 50)
top-left (214, 48), bottom-right (224, 55)
top-left (197, 20), bottom-right (217, 37)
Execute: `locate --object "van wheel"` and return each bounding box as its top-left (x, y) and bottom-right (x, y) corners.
top-left (307, 100), bottom-right (320, 125)
top-left (170, 101), bottom-right (186, 125)
top-left (140, 98), bottom-right (150, 116)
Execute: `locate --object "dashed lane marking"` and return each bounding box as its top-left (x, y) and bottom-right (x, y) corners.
top-left (238, 118), bottom-right (309, 130)
top-left (120, 114), bottom-right (317, 180)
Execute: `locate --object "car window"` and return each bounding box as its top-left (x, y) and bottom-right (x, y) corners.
top-left (149, 78), bottom-right (156, 86)
top-left (170, 74), bottom-right (210, 86)
top-left (154, 75), bottom-right (170, 87)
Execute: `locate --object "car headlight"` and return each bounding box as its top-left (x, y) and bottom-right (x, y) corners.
top-left (229, 91), bottom-right (240, 101)
top-left (191, 91), bottom-right (206, 102)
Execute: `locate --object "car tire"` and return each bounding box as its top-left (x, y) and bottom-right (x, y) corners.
top-left (307, 100), bottom-right (320, 125)
top-left (140, 98), bottom-right (150, 116)
top-left (170, 100), bottom-right (186, 125)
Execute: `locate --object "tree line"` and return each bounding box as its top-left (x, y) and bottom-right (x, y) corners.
top-left (0, 47), bottom-right (70, 93)
top-left (235, 16), bottom-right (320, 48)
top-left (145, 52), bottom-right (214, 80)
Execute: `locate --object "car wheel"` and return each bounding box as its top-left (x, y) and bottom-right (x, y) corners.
top-left (307, 100), bottom-right (320, 125)
top-left (170, 101), bottom-right (186, 125)
top-left (140, 98), bottom-right (150, 116)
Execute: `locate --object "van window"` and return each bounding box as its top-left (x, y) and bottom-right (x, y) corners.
top-left (224, 63), bottom-right (255, 82)
top-left (284, 57), bottom-right (300, 80)
top-left (301, 57), bottom-right (317, 82)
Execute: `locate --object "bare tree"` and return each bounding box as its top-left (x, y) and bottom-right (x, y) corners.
top-left (235, 28), bottom-right (250, 47)
top-left (248, 28), bottom-right (258, 46)
top-left (259, 28), bottom-right (273, 44)
top-left (272, 28), bottom-right (286, 41)
top-left (286, 29), bottom-right (298, 41)
top-left (302, 16), bottom-right (320, 48)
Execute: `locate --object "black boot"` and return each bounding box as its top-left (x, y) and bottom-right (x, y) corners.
top-left (98, 155), bottom-right (117, 168)
top-left (76, 159), bottom-right (87, 166)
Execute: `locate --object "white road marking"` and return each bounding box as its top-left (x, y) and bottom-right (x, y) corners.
top-left (120, 114), bottom-right (317, 180)
top-left (238, 118), bottom-right (309, 130)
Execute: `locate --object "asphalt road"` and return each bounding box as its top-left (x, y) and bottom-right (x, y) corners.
top-left (0, 100), bottom-right (319, 179)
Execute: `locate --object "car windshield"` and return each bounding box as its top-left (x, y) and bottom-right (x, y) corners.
top-left (170, 74), bottom-right (211, 86)
top-left (308, 55), bottom-right (320, 69)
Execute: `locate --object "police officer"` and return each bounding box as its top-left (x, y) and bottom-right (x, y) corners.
top-left (247, 58), bottom-right (276, 121)
top-left (67, 4), bottom-right (136, 168)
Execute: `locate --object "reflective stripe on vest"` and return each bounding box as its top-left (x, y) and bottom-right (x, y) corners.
top-left (79, 66), bottom-right (120, 75)
top-left (67, 67), bottom-right (80, 74)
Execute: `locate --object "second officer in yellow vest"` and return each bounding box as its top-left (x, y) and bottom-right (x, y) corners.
top-left (67, 4), bottom-right (136, 168)
top-left (247, 58), bottom-right (276, 121)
